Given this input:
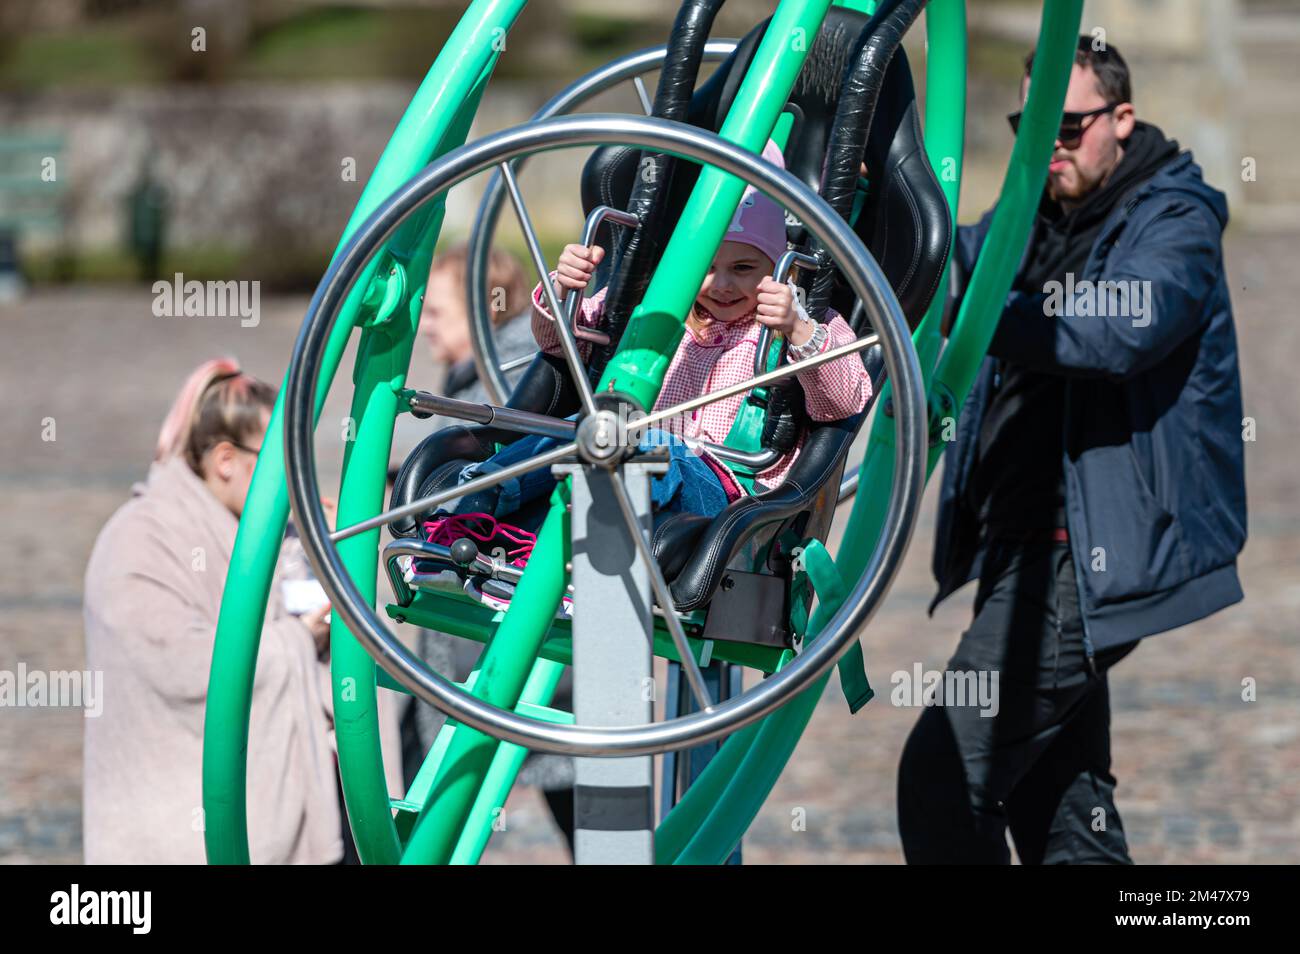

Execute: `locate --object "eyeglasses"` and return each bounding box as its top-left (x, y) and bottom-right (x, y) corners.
top-left (1007, 103), bottom-right (1119, 150)
top-left (229, 440), bottom-right (262, 456)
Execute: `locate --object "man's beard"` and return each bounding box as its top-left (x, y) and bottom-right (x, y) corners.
top-left (1048, 144), bottom-right (1124, 204)
top-left (1048, 164), bottom-right (1088, 202)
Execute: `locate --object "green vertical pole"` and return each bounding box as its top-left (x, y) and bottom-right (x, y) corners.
top-left (328, 301), bottom-right (436, 865)
top-left (597, 0), bottom-right (835, 410)
top-left (449, 657), bottom-right (569, 864)
top-left (924, 0), bottom-right (1082, 475)
top-left (399, 483), bottom-right (571, 864)
top-left (913, 0), bottom-right (967, 378)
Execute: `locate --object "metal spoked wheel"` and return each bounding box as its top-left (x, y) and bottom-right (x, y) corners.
top-left (284, 113), bottom-right (928, 758)
top-left (466, 40), bottom-right (738, 404)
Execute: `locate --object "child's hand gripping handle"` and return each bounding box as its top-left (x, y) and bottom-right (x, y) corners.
top-left (555, 206), bottom-right (640, 345)
top-left (753, 249), bottom-right (820, 373)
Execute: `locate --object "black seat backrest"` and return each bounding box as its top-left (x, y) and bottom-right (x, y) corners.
top-left (580, 7), bottom-right (951, 331)
top-left (687, 8), bottom-right (864, 204)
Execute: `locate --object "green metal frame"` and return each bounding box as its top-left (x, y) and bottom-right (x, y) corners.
top-left (203, 0), bottom-right (528, 865)
top-left (203, 0), bottom-right (1083, 865)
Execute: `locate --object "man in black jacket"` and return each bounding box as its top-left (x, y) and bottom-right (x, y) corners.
top-left (898, 37), bottom-right (1246, 864)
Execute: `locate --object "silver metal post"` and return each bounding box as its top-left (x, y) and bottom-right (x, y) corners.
top-left (557, 461), bottom-right (663, 863)
top-left (608, 472), bottom-right (714, 713)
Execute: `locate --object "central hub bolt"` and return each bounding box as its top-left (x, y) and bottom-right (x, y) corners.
top-left (576, 409), bottom-right (626, 467)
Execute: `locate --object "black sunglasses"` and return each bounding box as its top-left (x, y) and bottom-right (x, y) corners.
top-left (1007, 103), bottom-right (1119, 149)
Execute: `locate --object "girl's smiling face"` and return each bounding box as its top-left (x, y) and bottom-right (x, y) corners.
top-left (693, 241), bottom-right (773, 324)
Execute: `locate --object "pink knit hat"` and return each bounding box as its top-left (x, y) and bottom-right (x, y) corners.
top-left (723, 139), bottom-right (789, 269)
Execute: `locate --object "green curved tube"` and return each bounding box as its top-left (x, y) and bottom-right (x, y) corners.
top-left (449, 657), bottom-right (569, 864)
top-left (926, 0), bottom-right (1082, 471)
top-left (598, 0), bottom-right (834, 408)
top-left (399, 483), bottom-right (571, 865)
top-left (331, 60), bottom-right (503, 868)
top-left (674, 673), bottom-right (828, 864)
top-left (653, 720), bottom-right (762, 863)
top-left (329, 320), bottom-right (425, 865)
top-left (912, 0), bottom-right (967, 379)
top-left (202, 0), bottom-right (526, 865)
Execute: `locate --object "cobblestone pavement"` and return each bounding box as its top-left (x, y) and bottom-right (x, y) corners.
top-left (1, 230), bottom-right (1296, 865)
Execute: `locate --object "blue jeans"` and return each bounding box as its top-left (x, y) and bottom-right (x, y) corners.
top-left (456, 425), bottom-right (730, 528)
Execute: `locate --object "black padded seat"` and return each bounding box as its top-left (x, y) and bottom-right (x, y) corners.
top-left (569, 9), bottom-right (950, 610)
top-left (660, 411), bottom-right (864, 610)
top-left (651, 512), bottom-right (712, 583)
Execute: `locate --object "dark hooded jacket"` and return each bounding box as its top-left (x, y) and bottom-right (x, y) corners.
top-left (932, 145), bottom-right (1247, 653)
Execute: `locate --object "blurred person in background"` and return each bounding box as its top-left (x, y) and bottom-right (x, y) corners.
top-left (126, 150), bottom-right (168, 283)
top-left (419, 243), bottom-right (534, 402)
top-left (83, 359), bottom-right (342, 864)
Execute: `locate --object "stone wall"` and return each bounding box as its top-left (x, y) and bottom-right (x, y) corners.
top-left (3, 0), bottom-right (1295, 280)
top-left (0, 78), bottom-right (601, 272)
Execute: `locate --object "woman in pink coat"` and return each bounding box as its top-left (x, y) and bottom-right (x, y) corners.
top-left (82, 360), bottom-right (342, 864)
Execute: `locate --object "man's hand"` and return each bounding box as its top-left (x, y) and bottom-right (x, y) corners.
top-left (755, 276), bottom-right (814, 346)
top-left (554, 243), bottom-right (605, 294)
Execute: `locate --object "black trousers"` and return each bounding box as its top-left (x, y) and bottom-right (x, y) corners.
top-left (898, 539), bottom-right (1137, 864)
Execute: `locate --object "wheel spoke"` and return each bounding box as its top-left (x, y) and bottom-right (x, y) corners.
top-left (633, 75), bottom-right (653, 116)
top-left (607, 471), bottom-right (715, 713)
top-left (330, 440), bottom-right (577, 543)
top-left (838, 471), bottom-right (859, 502)
top-left (640, 332), bottom-right (880, 432)
top-left (501, 352), bottom-right (536, 372)
top-left (498, 162), bottom-right (598, 417)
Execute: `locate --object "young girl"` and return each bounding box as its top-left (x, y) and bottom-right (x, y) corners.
top-left (422, 145), bottom-right (871, 609)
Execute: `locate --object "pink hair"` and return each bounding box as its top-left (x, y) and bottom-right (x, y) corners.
top-left (154, 359), bottom-right (275, 470)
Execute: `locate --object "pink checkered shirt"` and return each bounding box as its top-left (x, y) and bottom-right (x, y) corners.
top-left (531, 276), bottom-right (871, 491)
